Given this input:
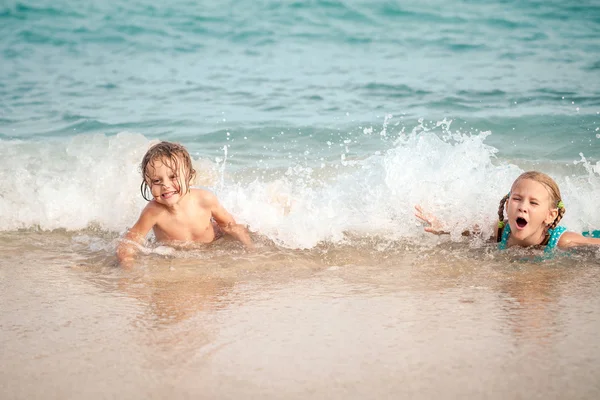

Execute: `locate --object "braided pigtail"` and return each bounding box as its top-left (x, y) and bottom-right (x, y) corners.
top-left (497, 193), bottom-right (510, 241)
top-left (548, 200), bottom-right (566, 229)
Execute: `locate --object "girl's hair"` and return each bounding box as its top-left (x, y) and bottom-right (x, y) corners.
top-left (140, 141), bottom-right (196, 201)
top-left (497, 171), bottom-right (565, 238)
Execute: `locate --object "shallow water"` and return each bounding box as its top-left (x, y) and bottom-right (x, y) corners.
top-left (2, 232), bottom-right (599, 399)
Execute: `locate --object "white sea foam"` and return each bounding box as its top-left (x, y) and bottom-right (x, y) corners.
top-left (1, 127), bottom-right (599, 249)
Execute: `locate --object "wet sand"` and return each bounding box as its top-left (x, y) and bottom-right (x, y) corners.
top-left (1, 232), bottom-right (600, 399)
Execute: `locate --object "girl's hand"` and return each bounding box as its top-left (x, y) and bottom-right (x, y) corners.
top-left (414, 205), bottom-right (448, 235)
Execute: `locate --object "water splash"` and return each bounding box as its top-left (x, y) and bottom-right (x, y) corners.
top-left (1, 123), bottom-right (599, 250)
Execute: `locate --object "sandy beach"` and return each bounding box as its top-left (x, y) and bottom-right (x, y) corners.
top-left (2, 231), bottom-right (599, 399)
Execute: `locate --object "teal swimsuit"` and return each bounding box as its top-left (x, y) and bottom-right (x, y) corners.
top-left (498, 225), bottom-right (567, 253)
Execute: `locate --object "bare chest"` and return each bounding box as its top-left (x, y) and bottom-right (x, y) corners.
top-left (153, 208), bottom-right (215, 243)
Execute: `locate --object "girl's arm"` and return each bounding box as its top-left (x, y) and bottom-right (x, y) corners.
top-left (558, 231), bottom-right (600, 249)
top-left (414, 205), bottom-right (449, 234)
top-left (116, 206), bottom-right (157, 268)
top-left (414, 205), bottom-right (482, 237)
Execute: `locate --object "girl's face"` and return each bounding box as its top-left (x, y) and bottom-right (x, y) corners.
top-left (506, 178), bottom-right (558, 245)
top-left (145, 156), bottom-right (189, 206)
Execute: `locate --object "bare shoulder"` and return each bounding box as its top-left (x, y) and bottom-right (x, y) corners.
top-left (558, 231), bottom-right (600, 248)
top-left (124, 200), bottom-right (165, 241)
top-left (190, 188), bottom-right (220, 206)
top-left (141, 199), bottom-right (167, 218)
top-left (136, 200), bottom-right (167, 226)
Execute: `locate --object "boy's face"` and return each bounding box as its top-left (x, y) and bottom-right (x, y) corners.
top-left (506, 178), bottom-right (558, 243)
top-left (146, 156), bottom-right (189, 206)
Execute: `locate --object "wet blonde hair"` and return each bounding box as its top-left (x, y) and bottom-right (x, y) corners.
top-left (497, 171), bottom-right (565, 238)
top-left (140, 141), bottom-right (196, 201)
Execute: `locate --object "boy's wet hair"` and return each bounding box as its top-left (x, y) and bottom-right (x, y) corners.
top-left (140, 141), bottom-right (196, 201)
top-left (497, 171), bottom-right (565, 237)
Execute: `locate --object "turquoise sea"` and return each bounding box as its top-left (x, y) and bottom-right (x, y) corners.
top-left (2, 0), bottom-right (600, 241)
top-left (1, 1), bottom-right (600, 399)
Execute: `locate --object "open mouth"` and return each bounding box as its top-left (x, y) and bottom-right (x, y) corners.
top-left (516, 217), bottom-right (528, 228)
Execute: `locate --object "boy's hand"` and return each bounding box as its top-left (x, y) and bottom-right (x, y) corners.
top-left (118, 256), bottom-right (135, 269)
top-left (221, 222), bottom-right (255, 251)
top-left (116, 237), bottom-right (142, 268)
top-left (414, 205), bottom-right (448, 235)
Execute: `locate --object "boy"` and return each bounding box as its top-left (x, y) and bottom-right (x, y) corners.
top-left (117, 141), bottom-right (253, 267)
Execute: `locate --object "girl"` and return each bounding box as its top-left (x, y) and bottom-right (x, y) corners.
top-left (117, 141), bottom-right (253, 267)
top-left (415, 171), bottom-right (600, 252)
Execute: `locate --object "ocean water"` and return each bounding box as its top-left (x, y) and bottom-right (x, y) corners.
top-left (1, 0), bottom-right (600, 245)
top-left (1, 1), bottom-right (600, 398)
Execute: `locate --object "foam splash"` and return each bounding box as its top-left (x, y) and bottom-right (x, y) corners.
top-left (222, 120), bottom-right (600, 248)
top-left (1, 124), bottom-right (599, 250)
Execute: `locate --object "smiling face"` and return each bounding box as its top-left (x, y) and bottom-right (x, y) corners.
top-left (506, 178), bottom-right (559, 246)
top-left (145, 156), bottom-right (190, 207)
top-left (140, 142), bottom-right (196, 203)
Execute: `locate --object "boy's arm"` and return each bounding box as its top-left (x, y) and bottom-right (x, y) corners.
top-left (558, 231), bottom-right (600, 249)
top-left (206, 193), bottom-right (254, 250)
top-left (117, 207), bottom-right (157, 268)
